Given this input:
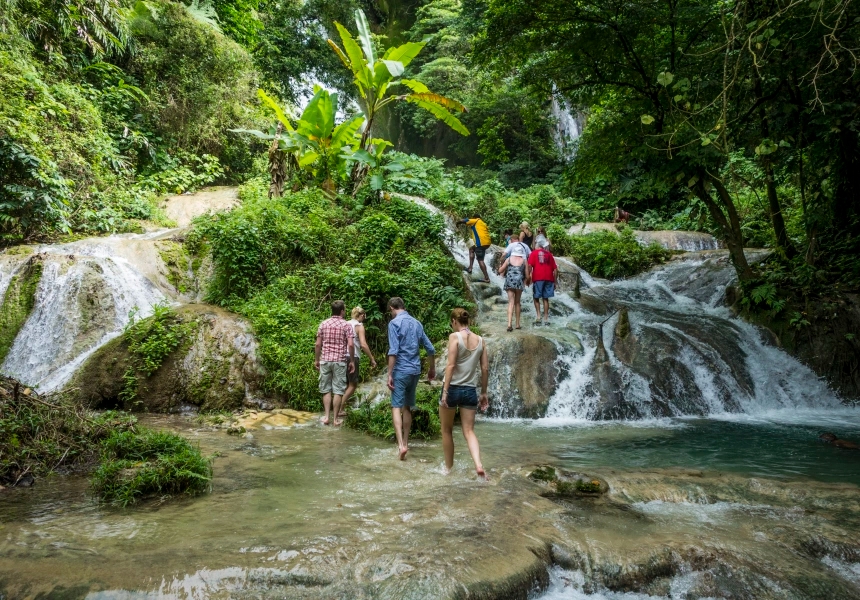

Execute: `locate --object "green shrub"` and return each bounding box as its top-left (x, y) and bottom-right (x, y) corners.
top-left (568, 228), bottom-right (672, 279)
top-left (188, 182), bottom-right (471, 411)
top-left (91, 428), bottom-right (212, 506)
top-left (345, 385), bottom-right (441, 441)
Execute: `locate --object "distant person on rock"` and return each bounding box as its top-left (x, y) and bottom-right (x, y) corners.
top-left (520, 221), bottom-right (534, 249)
top-left (498, 240), bottom-right (530, 331)
top-left (614, 206), bottom-right (631, 224)
top-left (387, 297), bottom-right (436, 460)
top-left (534, 226), bottom-right (550, 250)
top-left (439, 308), bottom-right (489, 480)
top-left (339, 306), bottom-right (378, 416)
top-left (314, 300), bottom-right (355, 426)
top-left (527, 245), bottom-right (558, 327)
top-left (460, 216), bottom-right (492, 283)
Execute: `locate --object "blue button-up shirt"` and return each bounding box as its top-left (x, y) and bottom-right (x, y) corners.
top-left (387, 311), bottom-right (435, 376)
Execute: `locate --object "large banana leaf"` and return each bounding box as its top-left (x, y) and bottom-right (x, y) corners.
top-left (407, 92), bottom-right (466, 112)
top-left (297, 89), bottom-right (336, 141)
top-left (381, 60), bottom-right (405, 77)
top-left (331, 115), bottom-right (365, 150)
top-left (228, 128), bottom-right (276, 140)
top-left (405, 97), bottom-right (470, 136)
top-left (332, 23), bottom-right (372, 91)
top-left (354, 9), bottom-right (376, 66)
top-left (397, 78), bottom-right (429, 94)
top-left (257, 90), bottom-right (294, 131)
top-left (383, 42), bottom-right (425, 68)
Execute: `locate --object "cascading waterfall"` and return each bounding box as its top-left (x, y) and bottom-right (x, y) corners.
top-left (413, 197), bottom-right (843, 419)
top-left (0, 236), bottom-right (167, 393)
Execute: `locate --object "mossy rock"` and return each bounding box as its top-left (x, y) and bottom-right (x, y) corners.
top-left (528, 464), bottom-right (609, 497)
top-left (67, 304), bottom-right (272, 412)
top-left (0, 255), bottom-right (43, 362)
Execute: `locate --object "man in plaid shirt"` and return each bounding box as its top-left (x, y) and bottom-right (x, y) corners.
top-left (314, 300), bottom-right (355, 426)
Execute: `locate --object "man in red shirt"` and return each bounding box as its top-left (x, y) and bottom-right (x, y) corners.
top-left (526, 245), bottom-right (558, 327)
top-left (314, 300), bottom-right (355, 426)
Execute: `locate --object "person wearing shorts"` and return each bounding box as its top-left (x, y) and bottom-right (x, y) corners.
top-left (460, 216), bottom-right (492, 283)
top-left (340, 306), bottom-right (378, 416)
top-left (314, 300), bottom-right (355, 426)
top-left (387, 297), bottom-right (436, 460)
top-left (527, 246), bottom-right (558, 327)
top-left (439, 308), bottom-right (489, 479)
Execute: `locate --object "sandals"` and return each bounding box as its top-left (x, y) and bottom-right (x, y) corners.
top-left (463, 267), bottom-right (472, 274)
top-left (482, 279), bottom-right (491, 284)
top-left (506, 326), bottom-right (513, 332)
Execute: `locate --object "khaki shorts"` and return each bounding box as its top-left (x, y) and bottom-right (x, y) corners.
top-left (318, 361), bottom-right (347, 395)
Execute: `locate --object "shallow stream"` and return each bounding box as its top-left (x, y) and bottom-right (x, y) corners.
top-left (3, 413), bottom-right (860, 599)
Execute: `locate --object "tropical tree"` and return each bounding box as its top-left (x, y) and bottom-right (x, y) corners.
top-left (232, 87), bottom-right (364, 195)
top-left (327, 9), bottom-right (469, 188)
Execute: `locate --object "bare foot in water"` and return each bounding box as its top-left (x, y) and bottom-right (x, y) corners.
top-left (399, 446), bottom-right (408, 461)
top-left (476, 466), bottom-right (488, 480)
top-left (337, 411), bottom-right (346, 418)
top-left (320, 416), bottom-right (330, 425)
top-left (333, 418), bottom-right (343, 427)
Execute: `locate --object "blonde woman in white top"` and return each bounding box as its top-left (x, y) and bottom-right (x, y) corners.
top-left (340, 306), bottom-right (377, 416)
top-left (439, 308), bottom-right (489, 479)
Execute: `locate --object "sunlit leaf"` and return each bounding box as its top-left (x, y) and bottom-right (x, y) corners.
top-left (354, 9), bottom-right (376, 66)
top-left (657, 71), bottom-right (674, 86)
top-left (257, 89), bottom-right (294, 131)
top-left (640, 114), bottom-right (655, 124)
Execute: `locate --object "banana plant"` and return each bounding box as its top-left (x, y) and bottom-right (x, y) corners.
top-left (341, 139), bottom-right (407, 192)
top-left (231, 87), bottom-right (364, 195)
top-left (327, 8), bottom-right (469, 154)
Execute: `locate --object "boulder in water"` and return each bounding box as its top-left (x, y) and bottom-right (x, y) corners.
top-left (68, 304), bottom-right (273, 412)
top-left (528, 465), bottom-right (609, 496)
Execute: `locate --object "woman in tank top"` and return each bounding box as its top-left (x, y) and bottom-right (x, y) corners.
top-left (439, 308), bottom-right (489, 479)
top-left (340, 306), bottom-right (377, 416)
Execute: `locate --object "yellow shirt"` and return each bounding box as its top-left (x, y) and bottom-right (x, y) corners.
top-left (465, 218), bottom-right (491, 247)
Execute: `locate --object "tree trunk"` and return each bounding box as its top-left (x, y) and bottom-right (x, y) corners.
top-left (755, 74), bottom-right (796, 258)
top-left (693, 176), bottom-right (754, 282)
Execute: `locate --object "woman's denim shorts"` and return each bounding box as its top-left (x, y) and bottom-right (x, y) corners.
top-left (440, 384), bottom-right (478, 409)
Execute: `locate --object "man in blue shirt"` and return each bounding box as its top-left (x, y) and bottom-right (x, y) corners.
top-left (387, 296), bottom-right (436, 460)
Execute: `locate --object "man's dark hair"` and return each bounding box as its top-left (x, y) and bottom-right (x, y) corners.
top-left (504, 228), bottom-right (512, 235)
top-left (331, 300), bottom-right (346, 316)
top-left (388, 296), bottom-right (405, 310)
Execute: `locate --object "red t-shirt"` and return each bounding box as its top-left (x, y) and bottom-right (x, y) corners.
top-left (528, 248), bottom-right (557, 282)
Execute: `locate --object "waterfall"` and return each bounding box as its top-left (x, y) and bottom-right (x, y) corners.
top-left (0, 235), bottom-right (168, 393)
top-left (550, 96), bottom-right (583, 159)
top-left (409, 195), bottom-right (844, 420)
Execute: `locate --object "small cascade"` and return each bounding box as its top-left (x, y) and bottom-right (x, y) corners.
top-left (0, 235), bottom-right (168, 392)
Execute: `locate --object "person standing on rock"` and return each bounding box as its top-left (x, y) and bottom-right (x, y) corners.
top-left (534, 226), bottom-right (550, 250)
top-left (460, 216), bottom-right (492, 283)
top-left (498, 241), bottom-right (529, 331)
top-left (527, 244), bottom-right (558, 327)
top-left (519, 221), bottom-right (534, 249)
top-left (387, 297), bottom-right (436, 460)
top-left (314, 300), bottom-right (355, 426)
top-left (340, 306), bottom-right (378, 415)
top-left (439, 308), bottom-right (489, 479)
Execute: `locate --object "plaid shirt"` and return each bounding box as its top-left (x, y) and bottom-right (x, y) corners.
top-left (317, 315), bottom-right (354, 362)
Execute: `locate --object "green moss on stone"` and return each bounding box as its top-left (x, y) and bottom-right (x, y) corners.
top-left (157, 240), bottom-right (193, 294)
top-left (529, 466), bottom-right (558, 482)
top-left (0, 258), bottom-right (43, 362)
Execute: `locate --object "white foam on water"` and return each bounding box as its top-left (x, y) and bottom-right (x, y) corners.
top-left (536, 566), bottom-right (696, 600)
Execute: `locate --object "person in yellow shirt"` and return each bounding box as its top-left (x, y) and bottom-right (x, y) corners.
top-left (459, 216), bottom-right (492, 283)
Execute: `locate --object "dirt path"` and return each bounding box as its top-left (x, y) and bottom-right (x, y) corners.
top-left (163, 186), bottom-right (239, 228)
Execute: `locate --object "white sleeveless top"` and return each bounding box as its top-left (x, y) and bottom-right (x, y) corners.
top-left (347, 319), bottom-right (361, 360)
top-left (449, 330), bottom-right (483, 387)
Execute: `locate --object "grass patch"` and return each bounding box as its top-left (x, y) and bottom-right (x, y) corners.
top-left (91, 429), bottom-right (212, 507)
top-left (0, 257), bottom-right (42, 362)
top-left (345, 385), bottom-right (441, 441)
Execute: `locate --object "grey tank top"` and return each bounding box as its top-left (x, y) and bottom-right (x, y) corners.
top-left (449, 330), bottom-right (483, 387)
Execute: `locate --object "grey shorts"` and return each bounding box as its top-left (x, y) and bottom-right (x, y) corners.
top-left (319, 361), bottom-right (347, 395)
top-left (346, 357), bottom-right (360, 385)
